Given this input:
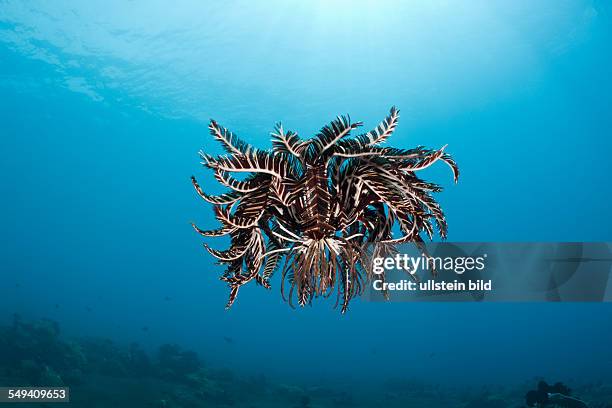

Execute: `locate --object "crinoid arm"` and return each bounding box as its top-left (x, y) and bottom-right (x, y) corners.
top-left (192, 107), bottom-right (459, 312)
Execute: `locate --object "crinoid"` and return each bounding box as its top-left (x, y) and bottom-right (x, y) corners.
top-left (192, 107), bottom-right (459, 313)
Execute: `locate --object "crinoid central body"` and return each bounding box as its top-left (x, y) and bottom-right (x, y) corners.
top-left (191, 107), bottom-right (459, 313)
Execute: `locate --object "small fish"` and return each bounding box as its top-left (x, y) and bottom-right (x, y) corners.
top-left (141, 326), bottom-right (149, 332)
top-left (86, 306), bottom-right (93, 312)
top-left (54, 304), bottom-right (60, 309)
top-left (164, 296), bottom-right (172, 302)
top-left (223, 336), bottom-right (234, 344)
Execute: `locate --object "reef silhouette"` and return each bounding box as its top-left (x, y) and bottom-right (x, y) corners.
top-left (525, 380), bottom-right (589, 407)
top-left (192, 107), bottom-right (459, 312)
top-left (4, 317), bottom-right (612, 407)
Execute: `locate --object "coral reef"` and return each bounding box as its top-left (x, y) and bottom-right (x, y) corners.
top-left (1, 317), bottom-right (611, 408)
top-left (157, 344), bottom-right (201, 380)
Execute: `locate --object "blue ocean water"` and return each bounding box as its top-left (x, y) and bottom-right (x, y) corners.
top-left (1, 0), bottom-right (612, 404)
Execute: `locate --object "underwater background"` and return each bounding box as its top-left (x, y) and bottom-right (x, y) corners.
top-left (1, 1), bottom-right (612, 407)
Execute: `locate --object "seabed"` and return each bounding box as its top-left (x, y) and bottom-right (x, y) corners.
top-left (1, 317), bottom-right (611, 408)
